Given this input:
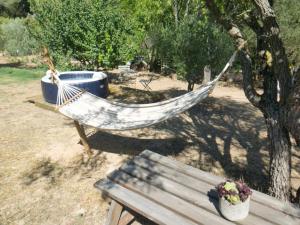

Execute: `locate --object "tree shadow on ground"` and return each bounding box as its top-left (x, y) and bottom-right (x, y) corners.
top-left (106, 71), bottom-right (160, 86)
top-left (85, 86), bottom-right (269, 191)
top-left (156, 96), bottom-right (268, 191)
top-left (109, 86), bottom-right (165, 104)
top-left (88, 132), bottom-right (186, 156)
top-left (0, 62), bottom-right (22, 68)
top-left (22, 152), bottom-right (106, 186)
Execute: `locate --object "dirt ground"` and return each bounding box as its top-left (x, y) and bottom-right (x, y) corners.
top-left (0, 70), bottom-right (299, 225)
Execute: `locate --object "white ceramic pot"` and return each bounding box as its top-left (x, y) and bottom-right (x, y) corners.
top-left (219, 197), bottom-right (250, 221)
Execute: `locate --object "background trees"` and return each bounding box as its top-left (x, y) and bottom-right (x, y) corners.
top-left (0, 17), bottom-right (37, 55)
top-left (0, 0), bottom-right (234, 85)
top-left (0, 0), bottom-right (30, 17)
top-left (275, 0), bottom-right (300, 66)
top-left (0, 0), bottom-right (36, 55)
top-left (16, 0), bottom-right (233, 85)
top-left (119, 0), bottom-right (233, 90)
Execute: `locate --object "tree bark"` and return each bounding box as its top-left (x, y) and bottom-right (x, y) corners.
top-left (206, 0), bottom-right (293, 201)
top-left (259, 41), bottom-right (292, 201)
top-left (288, 70), bottom-right (300, 146)
top-left (187, 80), bottom-right (194, 92)
top-left (172, 0), bottom-right (179, 28)
top-left (184, 0), bottom-right (191, 17)
top-left (252, 0), bottom-right (293, 105)
top-left (265, 113), bottom-right (291, 200)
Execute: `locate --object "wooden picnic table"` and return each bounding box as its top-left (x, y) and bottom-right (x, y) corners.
top-left (95, 150), bottom-right (300, 225)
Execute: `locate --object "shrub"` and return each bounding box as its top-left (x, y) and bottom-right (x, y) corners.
top-left (149, 15), bottom-right (234, 90)
top-left (29, 0), bottom-right (135, 69)
top-left (0, 17), bottom-right (38, 55)
top-left (174, 16), bottom-right (234, 90)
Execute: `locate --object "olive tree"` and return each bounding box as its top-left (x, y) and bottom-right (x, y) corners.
top-left (205, 0), bottom-right (299, 201)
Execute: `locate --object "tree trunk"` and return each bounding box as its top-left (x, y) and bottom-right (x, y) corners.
top-left (187, 80), bottom-right (194, 91)
top-left (172, 0), bottom-right (179, 28)
top-left (205, 0), bottom-right (294, 201)
top-left (265, 113), bottom-right (291, 201)
top-left (288, 70), bottom-right (300, 146)
top-left (184, 0), bottom-right (191, 17)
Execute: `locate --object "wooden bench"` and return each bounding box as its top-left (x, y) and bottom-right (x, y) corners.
top-left (95, 150), bottom-right (300, 225)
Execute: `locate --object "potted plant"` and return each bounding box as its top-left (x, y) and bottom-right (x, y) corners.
top-left (216, 180), bottom-right (252, 221)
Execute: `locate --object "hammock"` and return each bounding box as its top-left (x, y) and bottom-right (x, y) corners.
top-left (53, 51), bottom-right (237, 131)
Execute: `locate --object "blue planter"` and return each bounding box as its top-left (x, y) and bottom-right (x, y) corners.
top-left (41, 71), bottom-right (109, 104)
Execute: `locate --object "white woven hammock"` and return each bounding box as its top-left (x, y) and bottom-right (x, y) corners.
top-left (53, 52), bottom-right (237, 131)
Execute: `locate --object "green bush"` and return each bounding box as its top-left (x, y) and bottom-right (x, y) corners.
top-left (121, 1), bottom-right (234, 89)
top-left (30, 0), bottom-right (135, 69)
top-left (27, 0), bottom-right (234, 77)
top-left (0, 17), bottom-right (38, 55)
top-left (148, 15), bottom-right (234, 89)
top-left (174, 17), bottom-right (233, 87)
top-left (275, 0), bottom-right (300, 66)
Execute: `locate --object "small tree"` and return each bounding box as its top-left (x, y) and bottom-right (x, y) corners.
top-left (173, 16), bottom-right (233, 91)
top-left (130, 1), bottom-right (234, 90)
top-left (0, 17), bottom-right (38, 55)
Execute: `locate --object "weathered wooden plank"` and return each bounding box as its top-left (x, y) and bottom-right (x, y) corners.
top-left (95, 179), bottom-right (198, 225)
top-left (109, 170), bottom-right (235, 225)
top-left (73, 120), bottom-right (92, 156)
top-left (119, 163), bottom-right (275, 225)
top-left (127, 157), bottom-right (300, 225)
top-left (119, 210), bottom-right (135, 225)
top-left (139, 150), bottom-right (300, 218)
top-left (105, 200), bottom-right (123, 225)
top-left (26, 95), bottom-right (57, 112)
top-left (139, 150), bottom-right (223, 184)
top-left (129, 156), bottom-right (215, 193)
top-left (130, 221), bottom-right (141, 225)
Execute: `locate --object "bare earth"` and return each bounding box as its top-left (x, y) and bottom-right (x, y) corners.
top-left (0, 72), bottom-right (299, 225)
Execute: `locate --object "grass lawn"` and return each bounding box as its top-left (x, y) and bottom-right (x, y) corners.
top-left (0, 67), bottom-right (46, 84)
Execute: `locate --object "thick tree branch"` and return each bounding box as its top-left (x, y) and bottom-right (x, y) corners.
top-left (242, 10), bottom-right (263, 34)
top-left (239, 51), bottom-right (263, 109)
top-left (205, 0), bottom-right (262, 108)
top-left (252, 0), bottom-right (292, 106)
top-left (172, 0), bottom-right (179, 27)
top-left (252, 0), bottom-right (275, 18)
top-left (184, 0), bottom-right (190, 17)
